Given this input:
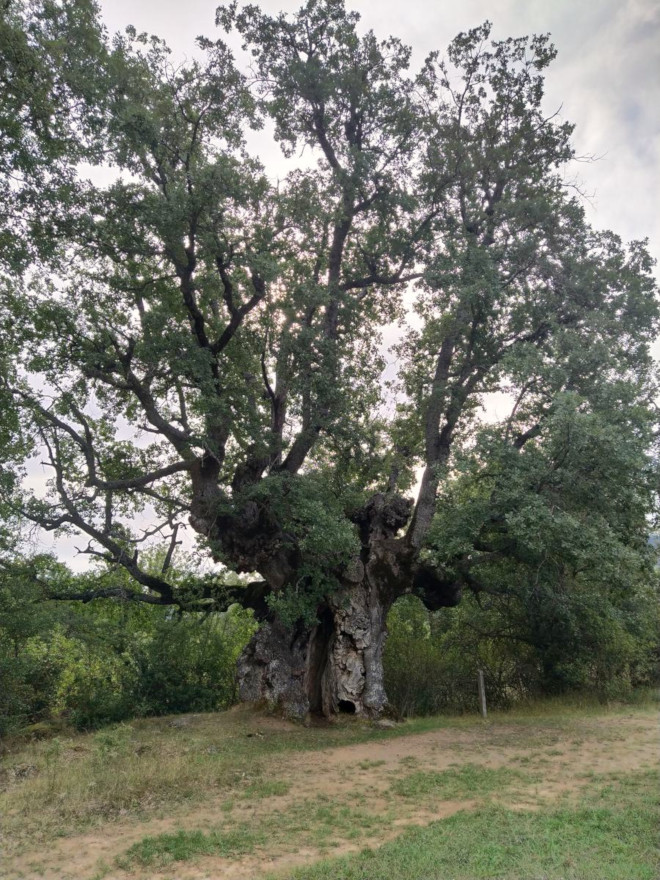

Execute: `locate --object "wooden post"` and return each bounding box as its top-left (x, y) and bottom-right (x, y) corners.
top-left (477, 669), bottom-right (487, 719)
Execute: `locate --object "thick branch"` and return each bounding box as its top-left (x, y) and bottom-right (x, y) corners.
top-left (213, 262), bottom-right (267, 354)
top-left (45, 578), bottom-right (272, 616)
top-left (48, 587), bottom-right (171, 605)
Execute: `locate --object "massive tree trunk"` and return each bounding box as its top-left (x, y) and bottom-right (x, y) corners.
top-left (321, 580), bottom-right (389, 716)
top-left (236, 584), bottom-right (389, 719)
top-left (234, 493), bottom-right (462, 719)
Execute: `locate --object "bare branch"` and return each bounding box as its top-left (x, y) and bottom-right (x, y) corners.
top-left (162, 523), bottom-right (180, 574)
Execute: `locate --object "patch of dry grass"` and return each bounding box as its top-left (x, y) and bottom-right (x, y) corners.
top-left (0, 707), bottom-right (401, 844)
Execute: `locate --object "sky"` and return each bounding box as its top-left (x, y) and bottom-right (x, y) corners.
top-left (25, 0), bottom-right (660, 565)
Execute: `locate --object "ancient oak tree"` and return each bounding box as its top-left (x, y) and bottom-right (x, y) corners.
top-left (2, 1), bottom-right (658, 717)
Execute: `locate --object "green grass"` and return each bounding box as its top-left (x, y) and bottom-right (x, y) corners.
top-left (2, 692), bottom-right (656, 856)
top-left (275, 770), bottom-right (660, 880)
top-left (356, 759), bottom-right (387, 770)
top-left (390, 763), bottom-right (527, 799)
top-left (117, 824), bottom-right (263, 869)
top-left (0, 706), bottom-right (411, 841)
top-left (117, 799), bottom-right (387, 869)
top-left (271, 799), bottom-right (387, 846)
top-left (241, 778), bottom-right (291, 798)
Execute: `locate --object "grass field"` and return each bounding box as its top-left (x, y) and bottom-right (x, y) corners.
top-left (278, 771), bottom-right (659, 880)
top-left (1, 693), bottom-right (658, 879)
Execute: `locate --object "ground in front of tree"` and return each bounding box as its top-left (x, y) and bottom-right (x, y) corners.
top-left (1, 696), bottom-right (658, 879)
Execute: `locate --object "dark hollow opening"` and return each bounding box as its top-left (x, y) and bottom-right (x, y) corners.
top-left (307, 607), bottom-right (334, 716)
top-left (338, 699), bottom-right (356, 714)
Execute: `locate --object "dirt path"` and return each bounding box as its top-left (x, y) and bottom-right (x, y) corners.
top-left (5, 710), bottom-right (658, 880)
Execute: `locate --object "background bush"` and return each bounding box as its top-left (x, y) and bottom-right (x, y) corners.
top-left (2, 550), bottom-right (658, 733)
top-left (384, 574), bottom-right (660, 718)
top-left (0, 559), bottom-right (256, 734)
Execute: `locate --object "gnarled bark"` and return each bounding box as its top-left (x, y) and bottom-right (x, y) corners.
top-left (234, 492), bottom-right (461, 719)
top-left (237, 618), bottom-right (312, 719)
top-left (236, 578), bottom-right (391, 719)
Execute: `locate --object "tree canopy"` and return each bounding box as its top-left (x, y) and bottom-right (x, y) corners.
top-left (1, 0), bottom-right (658, 717)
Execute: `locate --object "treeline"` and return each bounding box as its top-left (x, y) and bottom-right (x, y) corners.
top-left (1, 550), bottom-right (658, 735)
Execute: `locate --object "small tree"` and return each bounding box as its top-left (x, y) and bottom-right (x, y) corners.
top-left (2, 1), bottom-right (657, 717)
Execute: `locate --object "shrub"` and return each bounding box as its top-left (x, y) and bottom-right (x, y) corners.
top-left (0, 559), bottom-right (257, 733)
top-left (384, 575), bottom-right (660, 718)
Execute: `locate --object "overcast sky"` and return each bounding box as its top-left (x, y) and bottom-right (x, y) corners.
top-left (97, 0), bottom-right (660, 266)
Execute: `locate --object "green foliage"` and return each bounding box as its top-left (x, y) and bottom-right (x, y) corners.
top-left (127, 607), bottom-right (256, 719)
top-left (382, 385), bottom-right (660, 717)
top-left (385, 572), bottom-right (659, 717)
top-left (231, 472), bottom-right (360, 625)
top-left (5, 2), bottom-right (655, 617)
top-left (0, 557), bottom-right (256, 733)
top-left (0, 0), bottom-right (109, 270)
top-left (0, 558), bottom-right (67, 735)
